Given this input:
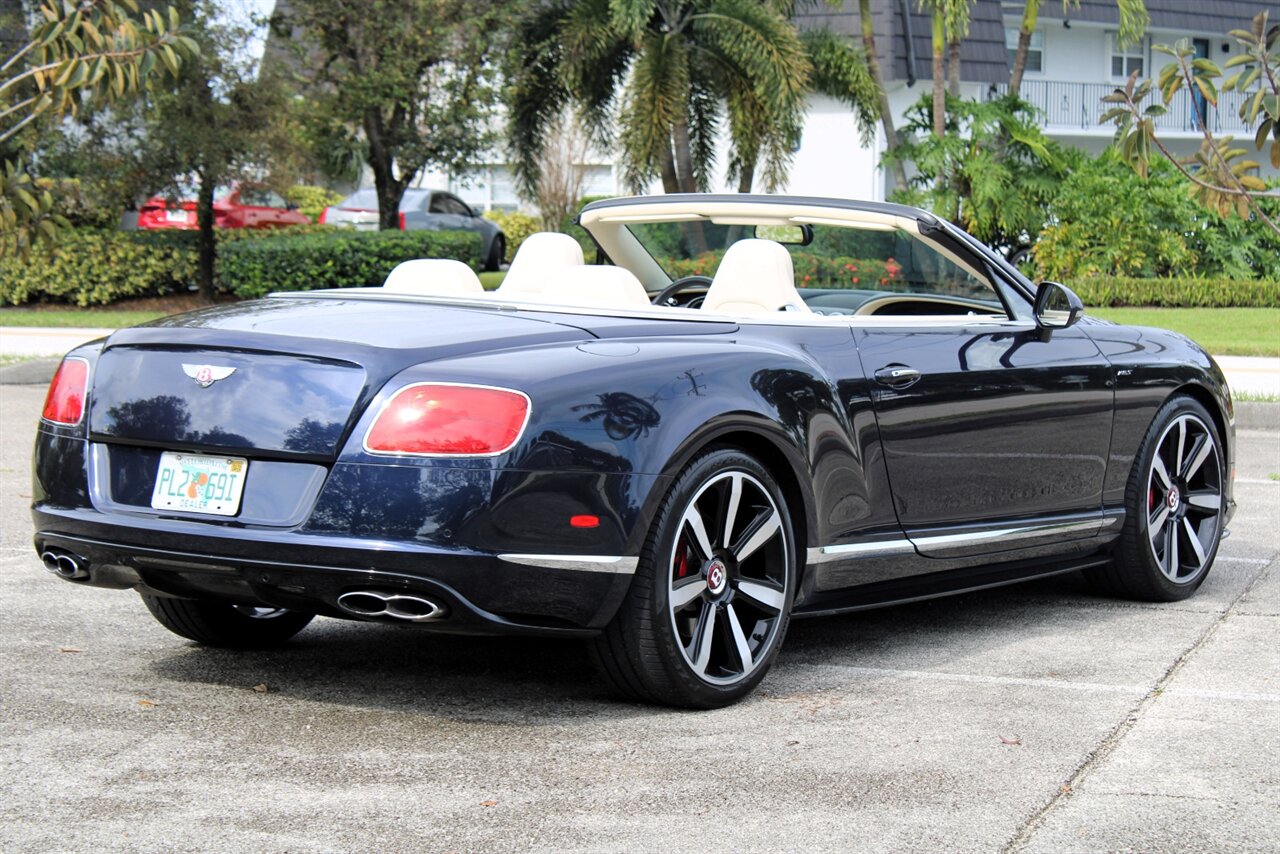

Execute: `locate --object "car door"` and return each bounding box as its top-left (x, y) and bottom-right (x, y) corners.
top-left (425, 192), bottom-right (464, 232)
top-left (852, 227), bottom-right (1114, 559)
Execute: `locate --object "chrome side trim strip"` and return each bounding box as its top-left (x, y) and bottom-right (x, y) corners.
top-left (807, 515), bottom-right (1107, 564)
top-left (497, 554), bottom-right (639, 574)
top-left (912, 518), bottom-right (1101, 552)
top-left (806, 540), bottom-right (915, 564)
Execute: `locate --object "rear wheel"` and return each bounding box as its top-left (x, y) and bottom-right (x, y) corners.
top-left (1086, 396), bottom-right (1225, 601)
top-left (591, 448), bottom-right (796, 708)
top-left (141, 594), bottom-right (314, 648)
top-left (485, 235), bottom-right (506, 272)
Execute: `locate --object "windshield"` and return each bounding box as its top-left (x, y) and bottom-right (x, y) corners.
top-left (624, 220), bottom-right (994, 302)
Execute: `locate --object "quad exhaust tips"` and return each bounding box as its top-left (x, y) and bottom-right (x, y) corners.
top-left (41, 549), bottom-right (90, 580)
top-left (336, 590), bottom-right (447, 622)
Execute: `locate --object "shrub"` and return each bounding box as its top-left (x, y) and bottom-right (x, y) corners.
top-left (483, 209), bottom-right (540, 263)
top-left (1035, 152), bottom-right (1280, 280)
top-left (0, 225), bottom-right (477, 306)
top-left (283, 185), bottom-right (345, 222)
top-left (218, 229), bottom-right (483, 298)
top-left (1063, 276), bottom-right (1280, 308)
top-left (0, 229), bottom-right (198, 306)
top-left (35, 177), bottom-right (122, 229)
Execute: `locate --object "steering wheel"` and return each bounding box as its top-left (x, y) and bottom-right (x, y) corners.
top-left (651, 275), bottom-right (713, 308)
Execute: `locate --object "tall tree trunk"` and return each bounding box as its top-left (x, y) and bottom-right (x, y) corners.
top-left (858, 0), bottom-right (909, 191)
top-left (931, 10), bottom-right (946, 137)
top-left (670, 120), bottom-right (709, 254)
top-left (737, 165), bottom-right (754, 193)
top-left (947, 38), bottom-right (961, 97)
top-left (1008, 0), bottom-right (1040, 97)
top-left (195, 172), bottom-right (216, 304)
top-left (364, 109), bottom-right (406, 230)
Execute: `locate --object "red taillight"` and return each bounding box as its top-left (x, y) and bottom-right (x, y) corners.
top-left (364, 383), bottom-right (530, 457)
top-left (398, 211), bottom-right (406, 230)
top-left (42, 357), bottom-right (90, 426)
top-left (318, 207), bottom-right (328, 225)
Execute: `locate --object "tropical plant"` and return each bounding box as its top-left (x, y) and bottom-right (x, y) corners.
top-left (1101, 11), bottom-right (1280, 237)
top-left (506, 0), bottom-right (813, 198)
top-left (884, 94), bottom-right (1077, 257)
top-left (855, 0), bottom-right (907, 189)
top-left (283, 0), bottom-right (512, 230)
top-left (1, 0), bottom-right (196, 257)
top-left (918, 0), bottom-right (972, 137)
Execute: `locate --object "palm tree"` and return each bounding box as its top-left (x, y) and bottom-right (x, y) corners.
top-left (1009, 0), bottom-right (1148, 96)
top-left (507, 0), bottom-right (812, 198)
top-left (921, 0), bottom-right (973, 137)
top-left (854, 0), bottom-right (908, 189)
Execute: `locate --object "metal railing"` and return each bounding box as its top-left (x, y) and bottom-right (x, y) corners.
top-left (989, 80), bottom-right (1255, 136)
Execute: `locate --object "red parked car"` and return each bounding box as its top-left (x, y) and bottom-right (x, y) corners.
top-left (136, 184), bottom-right (311, 230)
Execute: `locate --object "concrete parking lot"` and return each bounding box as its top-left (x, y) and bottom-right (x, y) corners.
top-left (1, 382), bottom-right (1277, 853)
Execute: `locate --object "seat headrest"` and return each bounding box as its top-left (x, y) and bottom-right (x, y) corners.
top-left (517, 265), bottom-right (652, 310)
top-left (498, 232), bottom-right (586, 296)
top-left (383, 259), bottom-right (484, 296)
top-left (701, 239), bottom-right (810, 316)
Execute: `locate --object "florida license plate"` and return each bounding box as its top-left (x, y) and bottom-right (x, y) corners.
top-left (150, 452), bottom-right (248, 516)
top-left (165, 209), bottom-right (189, 223)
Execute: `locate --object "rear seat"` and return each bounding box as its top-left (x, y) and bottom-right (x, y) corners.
top-left (496, 232), bottom-right (584, 299)
top-left (514, 265), bottom-right (652, 310)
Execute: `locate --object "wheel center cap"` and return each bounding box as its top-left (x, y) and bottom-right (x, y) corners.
top-left (1166, 486), bottom-right (1180, 511)
top-left (706, 559), bottom-right (728, 594)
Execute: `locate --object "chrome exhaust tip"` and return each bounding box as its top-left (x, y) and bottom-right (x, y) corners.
top-left (40, 549), bottom-right (89, 580)
top-left (336, 590), bottom-right (447, 622)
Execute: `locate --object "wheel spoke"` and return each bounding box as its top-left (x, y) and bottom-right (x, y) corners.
top-left (725, 604), bottom-right (754, 673)
top-left (1185, 490), bottom-right (1221, 512)
top-left (1151, 454), bottom-right (1172, 489)
top-left (1182, 517), bottom-right (1207, 567)
top-left (1175, 418), bottom-right (1187, 473)
top-left (683, 506), bottom-right (715, 561)
top-left (734, 510), bottom-right (781, 563)
top-left (670, 579), bottom-right (707, 610)
top-left (721, 473), bottom-right (742, 549)
top-left (1180, 435), bottom-right (1212, 481)
top-left (737, 579), bottom-right (784, 613)
top-left (1166, 522), bottom-right (1180, 577)
top-left (691, 604), bottom-right (717, 675)
top-left (1148, 503), bottom-right (1170, 539)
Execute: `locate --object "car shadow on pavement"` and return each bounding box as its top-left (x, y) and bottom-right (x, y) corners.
top-left (144, 571), bottom-right (1139, 719)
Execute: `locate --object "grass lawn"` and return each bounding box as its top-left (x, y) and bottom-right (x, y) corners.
top-left (0, 309), bottom-right (168, 329)
top-left (1088, 307), bottom-right (1280, 357)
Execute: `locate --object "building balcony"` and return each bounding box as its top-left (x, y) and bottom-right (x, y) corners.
top-left (990, 80), bottom-right (1256, 137)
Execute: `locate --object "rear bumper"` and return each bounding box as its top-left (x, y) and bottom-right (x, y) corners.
top-left (33, 508), bottom-right (635, 637)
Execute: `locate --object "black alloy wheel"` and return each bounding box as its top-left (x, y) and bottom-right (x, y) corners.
top-left (1087, 395), bottom-right (1225, 601)
top-left (591, 448), bottom-right (796, 708)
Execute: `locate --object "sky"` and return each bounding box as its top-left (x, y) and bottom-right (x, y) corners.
top-left (214, 0), bottom-right (277, 68)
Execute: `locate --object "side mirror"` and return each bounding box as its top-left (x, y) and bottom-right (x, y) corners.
top-left (285, 202), bottom-right (299, 211)
top-left (1034, 281), bottom-right (1084, 329)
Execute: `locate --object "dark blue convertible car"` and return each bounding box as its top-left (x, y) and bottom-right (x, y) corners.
top-left (32, 195), bottom-right (1236, 707)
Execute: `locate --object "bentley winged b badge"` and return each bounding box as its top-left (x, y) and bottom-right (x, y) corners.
top-left (182, 364), bottom-right (236, 388)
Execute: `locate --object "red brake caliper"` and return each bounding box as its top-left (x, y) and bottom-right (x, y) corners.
top-left (674, 537), bottom-right (690, 578)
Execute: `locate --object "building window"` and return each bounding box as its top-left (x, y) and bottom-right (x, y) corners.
top-left (1110, 33), bottom-right (1144, 79)
top-left (1005, 27), bottom-right (1043, 73)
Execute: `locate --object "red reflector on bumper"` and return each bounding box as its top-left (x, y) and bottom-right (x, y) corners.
top-left (570, 515), bottom-right (600, 528)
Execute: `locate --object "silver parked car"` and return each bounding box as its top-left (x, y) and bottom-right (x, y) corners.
top-left (321, 188), bottom-right (506, 271)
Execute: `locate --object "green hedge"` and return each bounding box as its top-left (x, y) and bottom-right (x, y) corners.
top-left (0, 226), bottom-right (481, 306)
top-left (1064, 276), bottom-right (1280, 308)
top-left (218, 229), bottom-right (482, 298)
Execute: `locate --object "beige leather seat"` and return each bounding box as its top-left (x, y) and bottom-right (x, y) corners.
top-left (382, 259), bottom-right (484, 296)
top-left (701, 239), bottom-right (811, 316)
top-left (496, 232), bottom-right (585, 299)
top-left (518, 265), bottom-right (652, 310)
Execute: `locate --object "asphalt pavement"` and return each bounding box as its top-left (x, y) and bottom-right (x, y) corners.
top-left (1, 382), bottom-right (1278, 851)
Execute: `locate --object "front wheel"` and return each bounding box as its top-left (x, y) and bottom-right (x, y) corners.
top-left (141, 594), bottom-right (314, 648)
top-left (591, 448), bottom-right (796, 708)
top-left (1086, 395), bottom-right (1226, 601)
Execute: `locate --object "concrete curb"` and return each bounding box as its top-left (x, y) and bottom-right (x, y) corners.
top-left (1236, 401), bottom-right (1279, 432)
top-left (2, 356), bottom-right (1276, 430)
top-left (0, 357), bottom-right (60, 386)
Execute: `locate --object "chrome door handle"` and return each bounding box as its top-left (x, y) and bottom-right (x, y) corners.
top-left (874, 366), bottom-right (921, 386)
